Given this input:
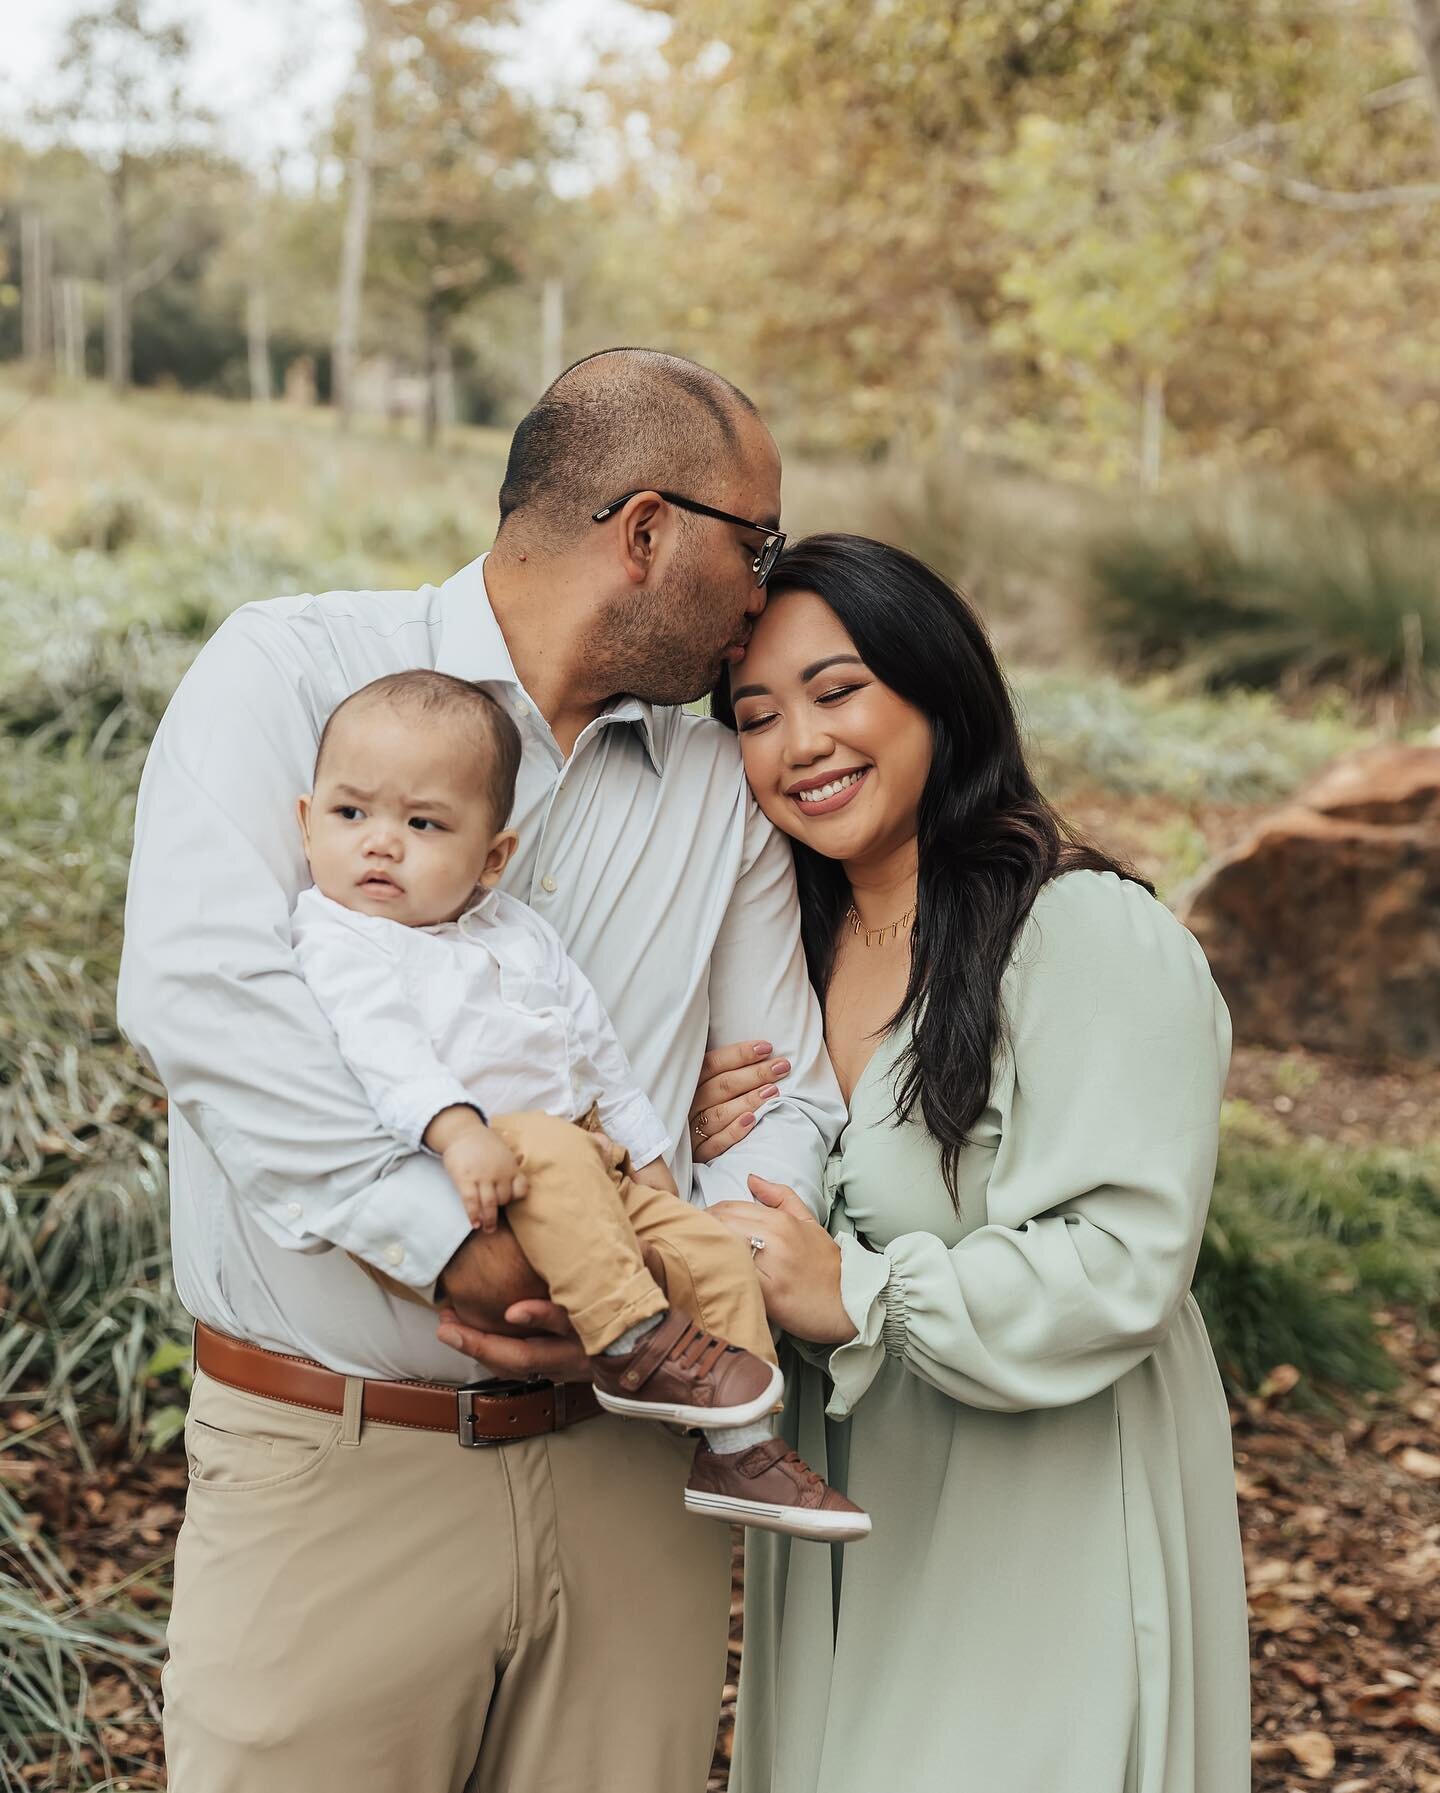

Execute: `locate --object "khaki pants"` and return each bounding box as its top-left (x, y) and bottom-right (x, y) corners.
top-left (492, 1108), bottom-right (777, 1362)
top-left (164, 1369), bottom-right (731, 1792)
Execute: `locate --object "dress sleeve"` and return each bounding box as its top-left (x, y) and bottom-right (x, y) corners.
top-left (291, 898), bottom-right (478, 1153)
top-left (826, 873), bottom-right (1231, 1419)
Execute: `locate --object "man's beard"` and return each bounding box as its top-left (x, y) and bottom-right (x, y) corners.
top-left (585, 564), bottom-right (729, 707)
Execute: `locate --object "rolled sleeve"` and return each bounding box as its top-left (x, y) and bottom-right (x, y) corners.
top-left (689, 806), bottom-right (845, 1215)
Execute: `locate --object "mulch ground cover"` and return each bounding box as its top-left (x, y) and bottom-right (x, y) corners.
top-left (4, 1314), bottom-right (1437, 1792)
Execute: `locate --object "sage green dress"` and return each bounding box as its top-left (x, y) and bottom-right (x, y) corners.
top-left (732, 872), bottom-right (1251, 1793)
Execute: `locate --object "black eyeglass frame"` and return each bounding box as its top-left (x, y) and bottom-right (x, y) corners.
top-left (591, 489), bottom-right (786, 587)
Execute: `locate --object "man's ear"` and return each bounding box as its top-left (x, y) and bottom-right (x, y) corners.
top-left (296, 793), bottom-right (312, 846)
top-left (479, 828), bottom-right (520, 887)
top-left (619, 492), bottom-right (666, 586)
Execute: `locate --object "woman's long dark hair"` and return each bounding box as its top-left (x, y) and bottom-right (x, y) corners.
top-left (713, 533), bottom-right (1150, 1211)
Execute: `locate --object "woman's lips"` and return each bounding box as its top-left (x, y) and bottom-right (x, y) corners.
top-left (787, 767), bottom-right (870, 817)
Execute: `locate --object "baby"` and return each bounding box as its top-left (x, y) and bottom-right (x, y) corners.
top-left (291, 668), bottom-right (868, 1543)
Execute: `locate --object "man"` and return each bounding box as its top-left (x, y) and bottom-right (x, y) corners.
top-left (118, 347), bottom-right (845, 1792)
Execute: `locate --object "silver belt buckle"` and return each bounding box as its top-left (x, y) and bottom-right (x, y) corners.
top-left (456, 1377), bottom-right (549, 1448)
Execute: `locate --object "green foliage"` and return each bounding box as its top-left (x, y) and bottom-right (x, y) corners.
top-left (1017, 669), bottom-right (1365, 803)
top-left (0, 1483), bottom-right (167, 1787)
top-left (1087, 484), bottom-right (1440, 694)
top-left (1196, 1108), bottom-right (1440, 1400)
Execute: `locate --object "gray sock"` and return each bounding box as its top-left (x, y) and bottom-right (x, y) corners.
top-left (602, 1312), bottom-right (667, 1356)
top-left (704, 1419), bottom-right (773, 1456)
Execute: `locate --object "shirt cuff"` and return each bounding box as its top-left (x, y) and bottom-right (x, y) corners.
top-left (825, 1232), bottom-right (906, 1419)
top-left (598, 1091), bottom-right (672, 1170)
top-left (335, 1150), bottom-right (475, 1292)
top-left (376, 1074), bottom-right (480, 1154)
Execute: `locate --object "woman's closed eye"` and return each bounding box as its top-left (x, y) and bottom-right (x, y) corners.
top-left (737, 683), bottom-right (865, 733)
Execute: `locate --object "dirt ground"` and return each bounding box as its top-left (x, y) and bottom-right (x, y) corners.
top-left (8, 782), bottom-right (1438, 1791)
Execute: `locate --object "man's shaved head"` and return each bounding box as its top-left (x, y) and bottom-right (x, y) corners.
top-left (497, 347), bottom-right (761, 545)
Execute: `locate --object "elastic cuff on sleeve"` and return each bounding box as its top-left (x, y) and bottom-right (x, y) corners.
top-left (825, 1232), bottom-right (901, 1419)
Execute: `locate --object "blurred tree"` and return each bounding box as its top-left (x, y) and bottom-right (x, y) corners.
top-left (333, 0), bottom-right (383, 430)
top-left (39, 0), bottom-right (210, 394)
top-left (363, 0), bottom-right (541, 443)
top-left (622, 0), bottom-right (1440, 482)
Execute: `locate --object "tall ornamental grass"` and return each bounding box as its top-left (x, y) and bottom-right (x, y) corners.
top-left (1087, 483), bottom-right (1440, 699)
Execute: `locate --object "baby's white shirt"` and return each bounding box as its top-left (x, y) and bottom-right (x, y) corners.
top-left (291, 885), bottom-right (671, 1167)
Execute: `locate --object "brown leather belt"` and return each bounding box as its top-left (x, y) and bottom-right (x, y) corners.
top-left (194, 1322), bottom-right (602, 1448)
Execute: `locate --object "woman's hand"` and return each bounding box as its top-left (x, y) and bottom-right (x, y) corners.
top-left (689, 1039), bottom-right (792, 1163)
top-left (709, 1176), bottom-right (857, 1346)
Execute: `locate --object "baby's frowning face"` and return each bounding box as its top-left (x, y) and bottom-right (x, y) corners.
top-left (297, 704), bottom-right (514, 927)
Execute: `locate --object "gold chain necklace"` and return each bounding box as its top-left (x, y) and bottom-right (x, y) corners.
top-left (845, 902), bottom-right (917, 947)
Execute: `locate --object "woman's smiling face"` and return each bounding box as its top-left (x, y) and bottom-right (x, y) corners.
top-left (728, 587), bottom-right (933, 866)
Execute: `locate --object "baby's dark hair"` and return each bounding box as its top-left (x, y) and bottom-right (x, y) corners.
top-left (314, 670), bottom-right (522, 824)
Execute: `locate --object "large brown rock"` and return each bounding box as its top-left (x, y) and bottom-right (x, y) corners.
top-left (1180, 745), bottom-right (1440, 1064)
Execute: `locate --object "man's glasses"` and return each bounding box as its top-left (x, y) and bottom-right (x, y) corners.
top-left (591, 489), bottom-right (786, 588)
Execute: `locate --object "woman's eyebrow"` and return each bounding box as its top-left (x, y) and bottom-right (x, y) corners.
top-left (730, 654), bottom-right (865, 704)
top-left (800, 654), bottom-right (865, 682)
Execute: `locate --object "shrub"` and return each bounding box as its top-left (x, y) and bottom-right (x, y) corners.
top-left (1017, 670), bottom-right (1364, 803)
top-left (52, 488), bottom-right (160, 557)
top-left (1196, 1107), bottom-right (1440, 1400)
top-left (1087, 482), bottom-right (1440, 699)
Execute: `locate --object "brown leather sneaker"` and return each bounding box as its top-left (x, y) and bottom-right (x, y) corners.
top-left (590, 1309), bottom-right (784, 1428)
top-left (684, 1438), bottom-right (872, 1542)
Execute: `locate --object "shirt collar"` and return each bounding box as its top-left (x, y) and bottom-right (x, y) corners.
top-left (435, 553), bottom-right (665, 775)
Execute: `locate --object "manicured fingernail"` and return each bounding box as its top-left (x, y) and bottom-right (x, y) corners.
top-left (759, 1084), bottom-right (780, 1101)
top-left (438, 1326), bottom-right (464, 1350)
top-left (768, 1060), bottom-right (790, 1078)
top-left (739, 1112), bottom-right (757, 1130)
top-left (752, 1041), bottom-right (773, 1056)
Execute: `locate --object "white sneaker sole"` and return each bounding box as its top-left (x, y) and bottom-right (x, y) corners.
top-left (684, 1488), bottom-right (873, 1543)
top-left (594, 1360), bottom-right (784, 1430)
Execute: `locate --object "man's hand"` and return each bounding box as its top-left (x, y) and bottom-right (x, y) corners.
top-left (424, 1107), bottom-right (528, 1234)
top-left (436, 1226), bottom-right (546, 1334)
top-left (436, 1299), bottom-right (590, 1382)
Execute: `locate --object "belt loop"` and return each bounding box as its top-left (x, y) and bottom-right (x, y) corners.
top-left (340, 1375), bottom-right (364, 1447)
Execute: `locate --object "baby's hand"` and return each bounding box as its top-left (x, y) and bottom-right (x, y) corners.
top-left (442, 1126), bottom-right (528, 1234)
top-left (630, 1156), bottom-right (679, 1198)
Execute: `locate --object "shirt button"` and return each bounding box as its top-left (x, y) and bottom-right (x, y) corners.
top-left (286, 1202), bottom-right (302, 1220)
top-left (384, 1244), bottom-right (405, 1267)
top-left (540, 874), bottom-right (558, 894)
top-left (514, 701), bottom-right (530, 719)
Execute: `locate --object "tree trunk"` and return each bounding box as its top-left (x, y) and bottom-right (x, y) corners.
top-left (21, 210), bottom-right (51, 364)
top-left (55, 278), bottom-right (85, 381)
top-left (1139, 368), bottom-right (1165, 491)
top-left (333, 1), bottom-right (379, 430)
top-left (423, 303), bottom-right (447, 448)
top-left (1410, 0), bottom-right (1440, 141)
top-left (246, 279), bottom-right (272, 403)
top-left (540, 276), bottom-right (564, 389)
top-left (105, 159), bottom-right (132, 395)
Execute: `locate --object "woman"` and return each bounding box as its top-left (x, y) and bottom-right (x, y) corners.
top-left (692, 535), bottom-right (1250, 1793)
